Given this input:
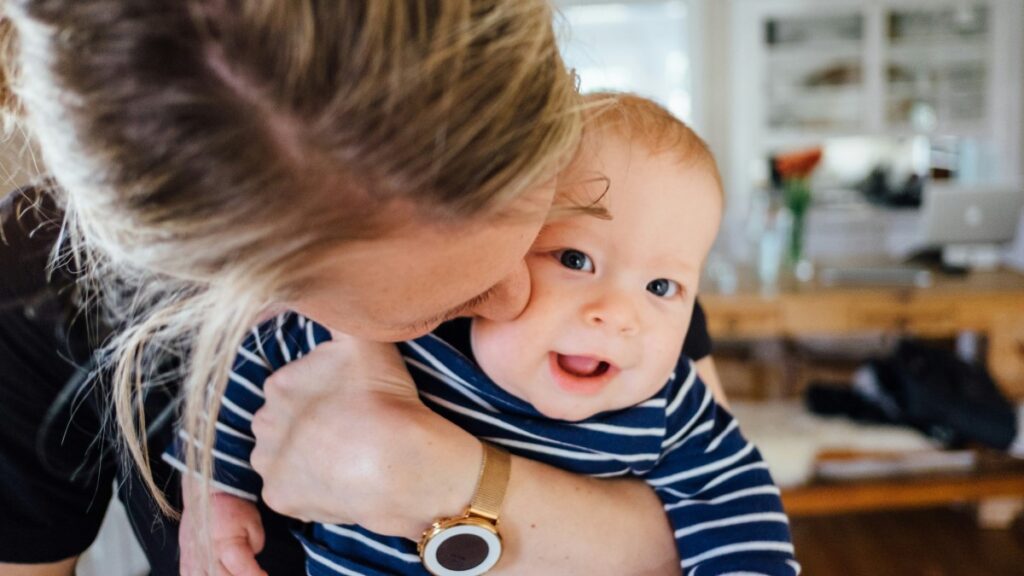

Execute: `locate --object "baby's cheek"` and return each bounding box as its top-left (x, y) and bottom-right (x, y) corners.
top-left (470, 320), bottom-right (532, 391)
top-left (648, 334), bottom-right (686, 384)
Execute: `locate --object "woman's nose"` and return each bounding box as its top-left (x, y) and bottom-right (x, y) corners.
top-left (470, 260), bottom-right (531, 321)
top-left (583, 291), bottom-right (640, 336)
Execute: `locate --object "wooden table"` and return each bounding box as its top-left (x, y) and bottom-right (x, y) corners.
top-left (701, 265), bottom-right (1024, 398)
top-left (701, 265), bottom-right (1024, 517)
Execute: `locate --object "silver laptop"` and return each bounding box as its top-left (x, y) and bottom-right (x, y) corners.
top-left (918, 183), bottom-right (1024, 247)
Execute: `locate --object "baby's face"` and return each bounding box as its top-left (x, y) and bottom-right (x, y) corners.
top-left (471, 133), bottom-right (723, 421)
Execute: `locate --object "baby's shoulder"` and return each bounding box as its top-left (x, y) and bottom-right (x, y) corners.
top-left (242, 312), bottom-right (332, 368)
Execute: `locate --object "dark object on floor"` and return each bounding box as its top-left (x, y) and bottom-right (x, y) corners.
top-left (806, 340), bottom-right (1017, 450)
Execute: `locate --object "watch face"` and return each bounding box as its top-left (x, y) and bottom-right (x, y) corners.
top-left (437, 533), bottom-right (488, 569)
top-left (421, 523), bottom-right (502, 576)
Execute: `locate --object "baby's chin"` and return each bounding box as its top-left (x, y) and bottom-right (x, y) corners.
top-left (529, 396), bottom-right (616, 423)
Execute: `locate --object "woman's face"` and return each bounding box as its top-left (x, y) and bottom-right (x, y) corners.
top-left (290, 181), bottom-right (556, 342)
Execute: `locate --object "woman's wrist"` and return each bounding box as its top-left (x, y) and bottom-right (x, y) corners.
top-left (396, 407), bottom-right (483, 538)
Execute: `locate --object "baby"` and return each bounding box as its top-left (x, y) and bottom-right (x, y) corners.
top-left (167, 94), bottom-right (798, 575)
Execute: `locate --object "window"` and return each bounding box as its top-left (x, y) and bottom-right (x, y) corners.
top-left (554, 0), bottom-right (698, 125)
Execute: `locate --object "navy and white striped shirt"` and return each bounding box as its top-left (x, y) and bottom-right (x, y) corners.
top-left (167, 312), bottom-right (798, 575)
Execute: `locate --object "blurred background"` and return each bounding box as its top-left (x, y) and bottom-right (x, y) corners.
top-left (2, 0), bottom-right (1023, 574)
top-left (552, 1), bottom-right (1024, 574)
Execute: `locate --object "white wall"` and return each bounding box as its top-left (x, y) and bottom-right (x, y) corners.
top-left (696, 0), bottom-right (732, 168)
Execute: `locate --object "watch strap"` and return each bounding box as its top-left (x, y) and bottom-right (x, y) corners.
top-left (467, 442), bottom-right (511, 522)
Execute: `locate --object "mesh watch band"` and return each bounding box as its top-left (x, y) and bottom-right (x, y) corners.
top-left (467, 442), bottom-right (511, 522)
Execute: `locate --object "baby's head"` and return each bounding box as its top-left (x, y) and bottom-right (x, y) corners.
top-left (471, 93), bottom-right (724, 421)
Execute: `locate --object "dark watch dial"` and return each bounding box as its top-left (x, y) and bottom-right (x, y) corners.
top-left (436, 533), bottom-right (489, 570)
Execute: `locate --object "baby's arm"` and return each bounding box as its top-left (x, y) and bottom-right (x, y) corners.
top-left (180, 477), bottom-right (267, 576)
top-left (167, 314), bottom-right (321, 574)
top-left (646, 360), bottom-right (799, 575)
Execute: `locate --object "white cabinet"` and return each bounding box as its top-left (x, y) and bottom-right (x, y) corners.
top-left (729, 0), bottom-right (1022, 211)
top-left (763, 9), bottom-right (867, 135)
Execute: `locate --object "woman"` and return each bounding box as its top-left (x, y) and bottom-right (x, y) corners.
top-left (0, 186), bottom-right (724, 576)
top-left (0, 1), bottom-right (725, 574)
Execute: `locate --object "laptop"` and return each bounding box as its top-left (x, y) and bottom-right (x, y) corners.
top-left (917, 183), bottom-right (1024, 247)
top-left (826, 184), bottom-right (1024, 282)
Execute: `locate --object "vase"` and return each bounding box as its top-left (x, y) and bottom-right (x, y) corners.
top-left (783, 178), bottom-right (811, 264)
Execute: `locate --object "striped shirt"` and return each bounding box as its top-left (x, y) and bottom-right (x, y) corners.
top-left (166, 312), bottom-right (799, 575)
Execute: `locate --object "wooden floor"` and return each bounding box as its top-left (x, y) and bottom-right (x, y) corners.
top-left (791, 506), bottom-right (1024, 575)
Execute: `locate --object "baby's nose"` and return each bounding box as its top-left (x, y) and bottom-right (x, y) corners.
top-left (583, 293), bottom-right (640, 336)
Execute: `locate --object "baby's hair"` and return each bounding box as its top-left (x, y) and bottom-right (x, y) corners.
top-left (584, 92), bottom-right (723, 192)
top-left (549, 92), bottom-right (723, 222)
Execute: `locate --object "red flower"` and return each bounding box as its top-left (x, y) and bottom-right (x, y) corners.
top-left (774, 147), bottom-right (823, 180)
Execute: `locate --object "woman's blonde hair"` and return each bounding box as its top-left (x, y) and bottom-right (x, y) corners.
top-left (1, 0), bottom-right (581, 555)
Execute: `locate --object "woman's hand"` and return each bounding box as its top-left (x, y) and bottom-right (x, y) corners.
top-left (249, 334), bottom-right (480, 539)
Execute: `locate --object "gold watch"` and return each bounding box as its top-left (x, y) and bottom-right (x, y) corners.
top-left (418, 442), bottom-right (511, 576)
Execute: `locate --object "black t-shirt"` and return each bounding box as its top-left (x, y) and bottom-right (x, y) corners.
top-left (0, 187), bottom-right (713, 568)
top-left (0, 188), bottom-right (113, 562)
top-left (0, 188), bottom-right (186, 570)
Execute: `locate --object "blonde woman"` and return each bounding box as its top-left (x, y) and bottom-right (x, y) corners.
top-left (0, 1), bottom-right (724, 574)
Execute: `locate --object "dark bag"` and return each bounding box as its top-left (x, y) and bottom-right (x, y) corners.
top-left (807, 340), bottom-right (1017, 450)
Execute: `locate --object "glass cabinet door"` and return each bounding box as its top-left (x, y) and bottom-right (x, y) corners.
top-left (763, 12), bottom-right (865, 132)
top-left (883, 3), bottom-right (990, 133)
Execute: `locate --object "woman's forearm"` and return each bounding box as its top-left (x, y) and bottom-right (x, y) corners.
top-left (0, 559), bottom-right (77, 576)
top-left (695, 355), bottom-right (728, 409)
top-left (494, 456), bottom-right (680, 576)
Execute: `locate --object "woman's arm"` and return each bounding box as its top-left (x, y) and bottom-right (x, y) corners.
top-left (695, 355), bottom-right (729, 409)
top-left (0, 559), bottom-right (77, 576)
top-left (249, 337), bottom-right (682, 575)
top-left (495, 456), bottom-right (679, 575)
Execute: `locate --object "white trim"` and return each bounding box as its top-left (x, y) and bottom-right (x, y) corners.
top-left (228, 370), bottom-right (265, 400)
top-left (681, 541), bottom-right (796, 570)
top-left (662, 386), bottom-right (712, 449)
top-left (664, 485), bottom-right (782, 511)
top-left (160, 453), bottom-right (259, 502)
top-left (319, 525), bottom-right (420, 564)
top-left (674, 512), bottom-right (790, 539)
top-left (649, 442), bottom-right (756, 486)
top-left (485, 437), bottom-right (658, 463)
top-left (236, 345), bottom-right (270, 371)
top-left (301, 543), bottom-right (370, 576)
top-left (705, 419), bottom-right (739, 453)
top-left (571, 421), bottom-right (666, 436)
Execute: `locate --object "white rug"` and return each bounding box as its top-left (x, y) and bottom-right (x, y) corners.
top-left (729, 399), bottom-right (939, 487)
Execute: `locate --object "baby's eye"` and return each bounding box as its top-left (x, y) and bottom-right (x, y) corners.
top-left (557, 249), bottom-right (594, 273)
top-left (647, 278), bottom-right (681, 298)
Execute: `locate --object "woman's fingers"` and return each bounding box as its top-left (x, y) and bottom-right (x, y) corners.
top-left (325, 331), bottom-right (421, 397)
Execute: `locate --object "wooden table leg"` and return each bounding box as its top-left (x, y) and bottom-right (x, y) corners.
top-left (988, 314), bottom-right (1024, 399)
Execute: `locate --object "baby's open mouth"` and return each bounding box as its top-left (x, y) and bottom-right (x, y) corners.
top-left (556, 354), bottom-right (613, 378)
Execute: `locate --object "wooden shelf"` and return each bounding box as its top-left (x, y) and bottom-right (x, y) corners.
top-left (784, 468), bottom-right (1024, 517)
